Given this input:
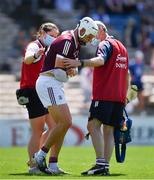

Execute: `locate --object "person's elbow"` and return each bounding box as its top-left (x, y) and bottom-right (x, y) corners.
top-left (94, 57), bottom-right (104, 67)
top-left (24, 57), bottom-right (32, 64)
top-left (97, 59), bottom-right (104, 66)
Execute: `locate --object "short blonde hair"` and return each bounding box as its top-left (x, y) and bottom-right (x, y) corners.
top-left (37, 22), bottom-right (59, 37)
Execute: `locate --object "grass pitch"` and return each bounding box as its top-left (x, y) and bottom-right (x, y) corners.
top-left (0, 146), bottom-right (154, 179)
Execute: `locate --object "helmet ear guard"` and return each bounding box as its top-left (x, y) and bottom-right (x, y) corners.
top-left (77, 17), bottom-right (98, 39)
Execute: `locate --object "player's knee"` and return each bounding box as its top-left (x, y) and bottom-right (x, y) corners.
top-left (65, 119), bottom-right (72, 129)
top-left (61, 118), bottom-right (72, 130)
top-left (31, 129), bottom-right (43, 138)
top-left (87, 121), bottom-right (93, 133)
top-left (103, 125), bottom-right (113, 135)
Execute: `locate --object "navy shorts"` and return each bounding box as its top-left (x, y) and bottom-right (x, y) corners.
top-left (25, 88), bottom-right (48, 119)
top-left (88, 100), bottom-right (125, 128)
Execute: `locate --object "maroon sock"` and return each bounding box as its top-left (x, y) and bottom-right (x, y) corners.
top-left (49, 157), bottom-right (58, 163)
top-left (41, 146), bottom-right (49, 153)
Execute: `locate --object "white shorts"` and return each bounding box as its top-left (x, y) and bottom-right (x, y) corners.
top-left (36, 75), bottom-right (66, 108)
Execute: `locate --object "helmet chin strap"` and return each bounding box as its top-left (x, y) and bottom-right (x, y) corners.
top-left (77, 29), bottom-right (86, 46)
top-left (79, 40), bottom-right (86, 46)
top-left (78, 35), bottom-right (86, 46)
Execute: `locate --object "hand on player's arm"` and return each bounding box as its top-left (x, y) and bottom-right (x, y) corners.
top-left (63, 59), bottom-right (81, 68)
top-left (24, 48), bottom-right (45, 64)
top-left (66, 68), bottom-right (78, 77)
top-left (55, 54), bottom-right (75, 68)
top-left (54, 55), bottom-right (78, 77)
top-left (63, 56), bottom-right (105, 68)
top-left (55, 55), bottom-right (66, 68)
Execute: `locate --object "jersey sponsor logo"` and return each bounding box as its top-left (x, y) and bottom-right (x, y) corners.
top-left (73, 50), bottom-right (79, 59)
top-left (116, 54), bottom-right (127, 62)
top-left (115, 54), bottom-right (127, 69)
top-left (116, 63), bottom-right (127, 69)
top-left (62, 41), bottom-right (71, 56)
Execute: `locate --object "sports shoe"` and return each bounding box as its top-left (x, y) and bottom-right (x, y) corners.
top-left (104, 163), bottom-right (110, 176)
top-left (45, 167), bottom-right (68, 175)
top-left (48, 167), bottom-right (68, 175)
top-left (28, 167), bottom-right (42, 175)
top-left (32, 153), bottom-right (47, 173)
top-left (81, 164), bottom-right (110, 176)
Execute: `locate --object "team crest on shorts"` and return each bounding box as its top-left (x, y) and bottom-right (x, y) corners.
top-left (94, 101), bottom-right (99, 107)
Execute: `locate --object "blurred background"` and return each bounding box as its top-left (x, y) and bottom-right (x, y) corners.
top-left (0, 0), bottom-right (154, 147)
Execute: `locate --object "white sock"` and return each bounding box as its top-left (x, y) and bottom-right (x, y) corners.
top-left (37, 149), bottom-right (47, 158)
top-left (48, 162), bottom-right (58, 169)
top-left (96, 158), bottom-right (106, 166)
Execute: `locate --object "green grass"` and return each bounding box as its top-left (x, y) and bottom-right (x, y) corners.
top-left (0, 146), bottom-right (154, 179)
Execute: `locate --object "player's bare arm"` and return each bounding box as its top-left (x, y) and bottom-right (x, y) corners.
top-left (54, 54), bottom-right (65, 68)
top-left (63, 56), bottom-right (105, 68)
top-left (55, 55), bottom-right (77, 77)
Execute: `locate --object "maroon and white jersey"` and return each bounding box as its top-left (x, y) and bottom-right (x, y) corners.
top-left (41, 30), bottom-right (80, 73)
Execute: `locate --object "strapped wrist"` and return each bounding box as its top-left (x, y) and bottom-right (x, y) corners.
top-left (33, 53), bottom-right (39, 59)
top-left (80, 60), bottom-right (84, 67)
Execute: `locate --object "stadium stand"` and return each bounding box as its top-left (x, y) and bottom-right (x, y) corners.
top-left (142, 75), bottom-right (154, 114)
top-left (0, 12), bottom-right (19, 72)
top-left (0, 73), bottom-right (154, 121)
top-left (0, 74), bottom-right (26, 119)
top-left (0, 74), bottom-right (87, 119)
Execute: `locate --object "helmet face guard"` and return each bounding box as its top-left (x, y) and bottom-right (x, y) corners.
top-left (78, 17), bottom-right (98, 39)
